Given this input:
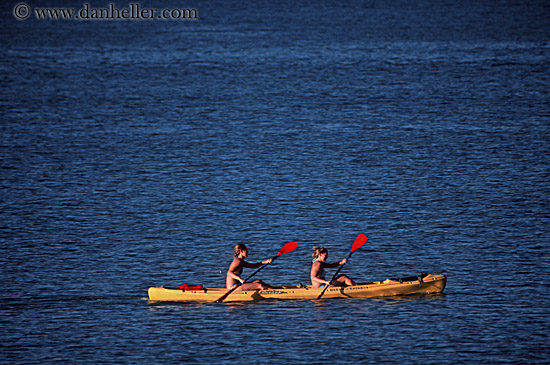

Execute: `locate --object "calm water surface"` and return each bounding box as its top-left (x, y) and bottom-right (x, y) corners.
top-left (1, 0), bottom-right (549, 363)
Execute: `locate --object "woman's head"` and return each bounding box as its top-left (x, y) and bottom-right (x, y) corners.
top-left (234, 243), bottom-right (248, 257)
top-left (312, 246), bottom-right (328, 259)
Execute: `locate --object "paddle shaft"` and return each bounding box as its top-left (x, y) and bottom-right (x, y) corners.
top-left (215, 254), bottom-right (279, 303)
top-left (315, 233), bottom-right (366, 300)
top-left (316, 251), bottom-right (354, 300)
top-left (242, 253), bottom-right (280, 284)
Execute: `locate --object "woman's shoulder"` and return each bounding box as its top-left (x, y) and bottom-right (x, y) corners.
top-left (230, 257), bottom-right (243, 266)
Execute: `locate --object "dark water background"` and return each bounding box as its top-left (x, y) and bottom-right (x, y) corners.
top-left (1, 0), bottom-right (549, 363)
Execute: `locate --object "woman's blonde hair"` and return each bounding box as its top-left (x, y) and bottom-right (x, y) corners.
top-left (312, 246), bottom-right (328, 259)
top-left (234, 243), bottom-right (248, 257)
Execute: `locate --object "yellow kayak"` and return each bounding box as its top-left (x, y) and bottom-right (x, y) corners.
top-left (148, 274), bottom-right (446, 302)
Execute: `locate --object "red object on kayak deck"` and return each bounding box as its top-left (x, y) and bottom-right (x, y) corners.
top-left (178, 284), bottom-right (204, 291)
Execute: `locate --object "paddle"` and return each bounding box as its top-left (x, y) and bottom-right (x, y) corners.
top-left (315, 233), bottom-right (367, 300)
top-left (215, 241), bottom-right (299, 303)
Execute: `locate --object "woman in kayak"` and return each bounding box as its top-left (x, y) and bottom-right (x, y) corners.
top-left (311, 246), bottom-right (357, 288)
top-left (226, 244), bottom-right (274, 290)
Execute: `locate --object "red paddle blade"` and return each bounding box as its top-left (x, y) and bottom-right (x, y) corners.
top-left (277, 241), bottom-right (299, 256)
top-left (351, 233), bottom-right (367, 253)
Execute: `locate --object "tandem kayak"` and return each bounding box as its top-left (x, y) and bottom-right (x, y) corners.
top-left (148, 273), bottom-right (446, 302)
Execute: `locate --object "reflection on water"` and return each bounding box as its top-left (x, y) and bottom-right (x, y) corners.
top-left (147, 300), bottom-right (210, 312)
top-left (370, 293), bottom-right (447, 304)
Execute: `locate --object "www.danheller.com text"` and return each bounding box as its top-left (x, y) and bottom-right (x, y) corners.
top-left (13, 2), bottom-right (199, 21)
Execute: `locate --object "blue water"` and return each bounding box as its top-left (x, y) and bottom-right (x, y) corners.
top-left (1, 0), bottom-right (549, 363)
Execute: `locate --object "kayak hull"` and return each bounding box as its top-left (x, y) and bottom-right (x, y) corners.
top-left (148, 274), bottom-right (446, 302)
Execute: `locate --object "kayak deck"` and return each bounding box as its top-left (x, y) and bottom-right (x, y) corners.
top-left (148, 274), bottom-right (446, 302)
